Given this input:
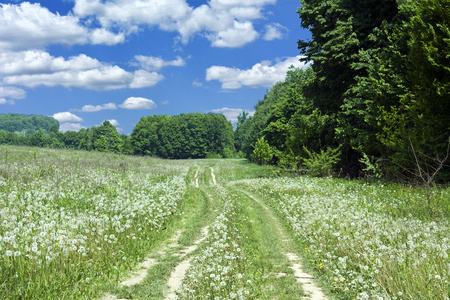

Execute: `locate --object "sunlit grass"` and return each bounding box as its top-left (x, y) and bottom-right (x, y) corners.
top-left (178, 186), bottom-right (252, 299)
top-left (0, 146), bottom-right (189, 299)
top-left (235, 177), bottom-right (450, 299)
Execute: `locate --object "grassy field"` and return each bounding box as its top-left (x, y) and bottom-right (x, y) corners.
top-left (0, 146), bottom-right (448, 299)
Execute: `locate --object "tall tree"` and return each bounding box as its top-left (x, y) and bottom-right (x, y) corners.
top-left (353, 0), bottom-right (450, 178)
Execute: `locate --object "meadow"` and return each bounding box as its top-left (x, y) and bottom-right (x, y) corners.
top-left (0, 146), bottom-right (448, 299)
top-left (0, 146), bottom-right (189, 299)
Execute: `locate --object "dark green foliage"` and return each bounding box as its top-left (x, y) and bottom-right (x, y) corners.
top-left (0, 113), bottom-right (59, 134)
top-left (351, 0), bottom-right (450, 179)
top-left (131, 113), bottom-right (234, 159)
top-left (240, 0), bottom-right (448, 182)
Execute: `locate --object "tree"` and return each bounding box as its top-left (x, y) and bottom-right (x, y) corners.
top-left (352, 0), bottom-right (450, 180)
top-left (131, 113), bottom-right (235, 159)
top-left (0, 113), bottom-right (59, 134)
top-left (234, 111), bottom-right (252, 153)
top-left (252, 137), bottom-right (273, 165)
top-left (297, 0), bottom-right (400, 176)
top-left (91, 121), bottom-right (122, 153)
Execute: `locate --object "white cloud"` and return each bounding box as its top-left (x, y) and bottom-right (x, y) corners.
top-left (161, 100), bottom-right (170, 105)
top-left (119, 97), bottom-right (157, 110)
top-left (59, 123), bottom-right (84, 132)
top-left (206, 56), bottom-right (309, 89)
top-left (90, 28), bottom-right (125, 45)
top-left (129, 70), bottom-right (165, 89)
top-left (0, 0), bottom-right (280, 52)
top-left (0, 51), bottom-right (101, 75)
top-left (106, 119), bottom-right (123, 132)
top-left (0, 50), bottom-right (164, 90)
top-left (263, 23), bottom-right (286, 41)
top-left (134, 55), bottom-right (186, 71)
top-left (78, 103), bottom-right (118, 112)
top-left (211, 107), bottom-right (255, 124)
top-left (108, 119), bottom-right (120, 127)
top-left (53, 112), bottom-right (84, 123)
top-left (192, 79), bottom-right (203, 87)
top-left (0, 86), bottom-right (26, 102)
top-left (0, 2), bottom-right (124, 51)
top-left (73, 0), bottom-right (192, 30)
top-left (208, 21), bottom-right (259, 48)
top-left (73, 0), bottom-right (276, 48)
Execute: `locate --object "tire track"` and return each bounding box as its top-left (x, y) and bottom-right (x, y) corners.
top-left (165, 226), bottom-right (209, 299)
top-left (241, 191), bottom-right (328, 300)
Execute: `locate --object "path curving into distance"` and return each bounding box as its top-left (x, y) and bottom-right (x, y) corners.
top-left (99, 162), bottom-right (328, 300)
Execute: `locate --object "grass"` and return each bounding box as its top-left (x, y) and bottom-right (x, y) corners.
top-left (1, 145), bottom-right (449, 299)
top-left (235, 176), bottom-right (450, 299)
top-left (0, 146), bottom-right (190, 299)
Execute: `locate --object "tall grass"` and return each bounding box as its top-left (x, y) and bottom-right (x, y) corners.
top-left (235, 177), bottom-right (450, 299)
top-left (179, 186), bottom-right (252, 299)
top-left (0, 146), bottom-right (189, 299)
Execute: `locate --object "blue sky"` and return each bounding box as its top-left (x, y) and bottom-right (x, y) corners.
top-left (0, 0), bottom-right (310, 134)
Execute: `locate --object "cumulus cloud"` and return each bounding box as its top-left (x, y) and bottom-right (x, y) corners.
top-left (263, 23), bottom-right (287, 41)
top-left (107, 119), bottom-right (120, 127)
top-left (90, 28), bottom-right (125, 45)
top-left (208, 21), bottom-right (259, 48)
top-left (134, 55), bottom-right (186, 71)
top-left (119, 97), bottom-right (157, 110)
top-left (210, 107), bottom-right (255, 124)
top-left (0, 50), bottom-right (164, 90)
top-left (206, 56), bottom-right (308, 89)
top-left (1, 0), bottom-right (281, 52)
top-left (129, 70), bottom-right (165, 89)
top-left (0, 2), bottom-right (124, 51)
top-left (0, 51), bottom-right (101, 75)
top-left (76, 103), bottom-right (118, 112)
top-left (53, 112), bottom-right (84, 123)
top-left (59, 123), bottom-right (84, 132)
top-left (73, 0), bottom-right (276, 48)
top-left (0, 86), bottom-right (26, 104)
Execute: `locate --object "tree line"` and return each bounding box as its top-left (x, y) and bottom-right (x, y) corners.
top-left (0, 113), bottom-right (58, 135)
top-left (0, 113), bottom-right (235, 159)
top-left (235, 0), bottom-right (449, 181)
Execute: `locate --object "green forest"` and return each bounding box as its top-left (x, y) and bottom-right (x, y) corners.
top-left (0, 113), bottom-right (234, 159)
top-left (0, 113), bottom-right (59, 135)
top-left (1, 0), bottom-right (449, 182)
top-left (236, 0), bottom-right (449, 182)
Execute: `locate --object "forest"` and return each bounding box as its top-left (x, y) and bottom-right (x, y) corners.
top-left (236, 0), bottom-right (449, 181)
top-left (0, 113), bottom-right (235, 159)
top-left (0, 113), bottom-right (58, 135)
top-left (1, 0), bottom-right (449, 182)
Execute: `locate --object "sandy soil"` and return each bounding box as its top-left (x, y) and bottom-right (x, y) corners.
top-left (164, 226), bottom-right (209, 299)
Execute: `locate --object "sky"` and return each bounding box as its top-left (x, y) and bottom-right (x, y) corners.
top-left (0, 0), bottom-right (310, 134)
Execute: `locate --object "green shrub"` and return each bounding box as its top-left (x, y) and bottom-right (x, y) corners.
top-left (302, 145), bottom-right (341, 177)
top-left (252, 137), bottom-right (273, 165)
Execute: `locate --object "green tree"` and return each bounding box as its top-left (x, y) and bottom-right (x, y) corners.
top-left (91, 121), bottom-right (122, 153)
top-left (252, 137), bottom-right (274, 165)
top-left (353, 0), bottom-right (450, 180)
top-left (234, 111), bottom-right (252, 153)
top-left (0, 113), bottom-right (59, 134)
top-left (297, 0), bottom-right (400, 175)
